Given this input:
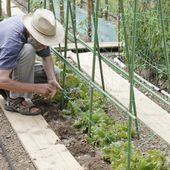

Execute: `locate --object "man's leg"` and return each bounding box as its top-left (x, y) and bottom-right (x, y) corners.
top-left (4, 43), bottom-right (42, 115)
top-left (34, 61), bottom-right (60, 83)
top-left (10, 43), bottom-right (36, 98)
top-left (10, 43), bottom-right (60, 98)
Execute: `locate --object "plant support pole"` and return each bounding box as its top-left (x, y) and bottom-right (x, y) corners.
top-left (50, 0), bottom-right (56, 17)
top-left (61, 0), bottom-right (69, 108)
top-left (44, 0), bottom-right (47, 9)
top-left (0, 0), bottom-right (2, 18)
top-left (128, 0), bottom-right (138, 169)
top-left (69, 2), bottom-right (81, 70)
top-left (27, 0), bottom-right (30, 12)
top-left (91, 0), bottom-right (105, 90)
top-left (88, 0), bottom-right (99, 136)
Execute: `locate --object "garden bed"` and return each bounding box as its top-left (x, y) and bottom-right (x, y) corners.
top-left (33, 66), bottom-right (170, 169)
top-left (34, 98), bottom-right (112, 170)
top-left (33, 96), bottom-right (170, 170)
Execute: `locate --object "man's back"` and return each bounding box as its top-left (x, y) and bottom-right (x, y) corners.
top-left (0, 16), bottom-right (27, 69)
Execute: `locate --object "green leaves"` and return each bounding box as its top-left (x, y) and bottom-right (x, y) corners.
top-left (131, 150), bottom-right (170, 170)
top-left (102, 143), bottom-right (170, 170)
top-left (103, 141), bottom-right (129, 169)
top-left (64, 74), bottom-right (80, 89)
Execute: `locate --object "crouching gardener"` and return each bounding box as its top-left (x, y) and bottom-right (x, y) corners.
top-left (0, 9), bottom-right (64, 115)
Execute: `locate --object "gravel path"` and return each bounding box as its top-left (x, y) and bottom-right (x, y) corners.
top-left (0, 148), bottom-right (9, 170)
top-left (0, 108), bottom-right (36, 170)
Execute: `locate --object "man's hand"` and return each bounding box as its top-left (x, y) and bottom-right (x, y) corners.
top-left (34, 83), bottom-right (57, 98)
top-left (48, 80), bottom-right (62, 99)
top-left (48, 80), bottom-right (62, 90)
top-left (0, 69), bottom-right (61, 99)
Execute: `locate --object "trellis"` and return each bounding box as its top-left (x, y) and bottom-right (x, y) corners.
top-left (26, 0), bottom-right (170, 169)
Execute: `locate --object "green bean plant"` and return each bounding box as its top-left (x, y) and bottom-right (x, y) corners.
top-left (120, 0), bottom-right (170, 89)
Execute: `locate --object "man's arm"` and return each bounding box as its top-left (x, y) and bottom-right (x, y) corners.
top-left (0, 69), bottom-right (56, 97)
top-left (42, 56), bottom-right (62, 90)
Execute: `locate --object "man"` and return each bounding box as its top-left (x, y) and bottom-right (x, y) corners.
top-left (0, 8), bottom-right (64, 115)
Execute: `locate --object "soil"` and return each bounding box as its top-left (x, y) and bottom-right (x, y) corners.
top-left (0, 108), bottom-right (36, 170)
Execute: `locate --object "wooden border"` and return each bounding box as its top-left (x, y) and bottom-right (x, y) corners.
top-left (0, 97), bottom-right (83, 170)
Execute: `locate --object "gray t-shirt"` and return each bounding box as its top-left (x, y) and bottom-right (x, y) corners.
top-left (0, 15), bottom-right (50, 69)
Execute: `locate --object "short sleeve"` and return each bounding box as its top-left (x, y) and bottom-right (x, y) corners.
top-left (0, 40), bottom-right (23, 69)
top-left (36, 47), bottom-right (51, 57)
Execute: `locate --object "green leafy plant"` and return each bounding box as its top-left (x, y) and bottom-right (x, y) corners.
top-left (103, 142), bottom-right (170, 170)
top-left (87, 121), bottom-right (136, 147)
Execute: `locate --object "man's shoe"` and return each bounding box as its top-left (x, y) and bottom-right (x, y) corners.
top-left (5, 97), bottom-right (42, 116)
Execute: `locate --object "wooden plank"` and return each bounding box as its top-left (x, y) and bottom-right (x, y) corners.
top-left (69, 51), bottom-right (170, 145)
top-left (0, 97), bottom-right (84, 170)
top-left (54, 42), bottom-right (121, 52)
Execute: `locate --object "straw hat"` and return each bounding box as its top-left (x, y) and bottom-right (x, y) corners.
top-left (23, 8), bottom-right (64, 46)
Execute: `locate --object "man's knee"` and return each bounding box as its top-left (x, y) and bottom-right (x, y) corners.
top-left (22, 43), bottom-right (35, 55)
top-left (34, 64), bottom-right (60, 83)
top-left (19, 43), bottom-right (36, 61)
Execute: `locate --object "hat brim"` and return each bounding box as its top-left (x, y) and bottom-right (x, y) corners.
top-left (23, 13), bottom-right (64, 46)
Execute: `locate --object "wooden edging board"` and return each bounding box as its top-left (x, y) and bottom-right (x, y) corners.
top-left (54, 42), bottom-right (120, 52)
top-left (0, 97), bottom-right (84, 170)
